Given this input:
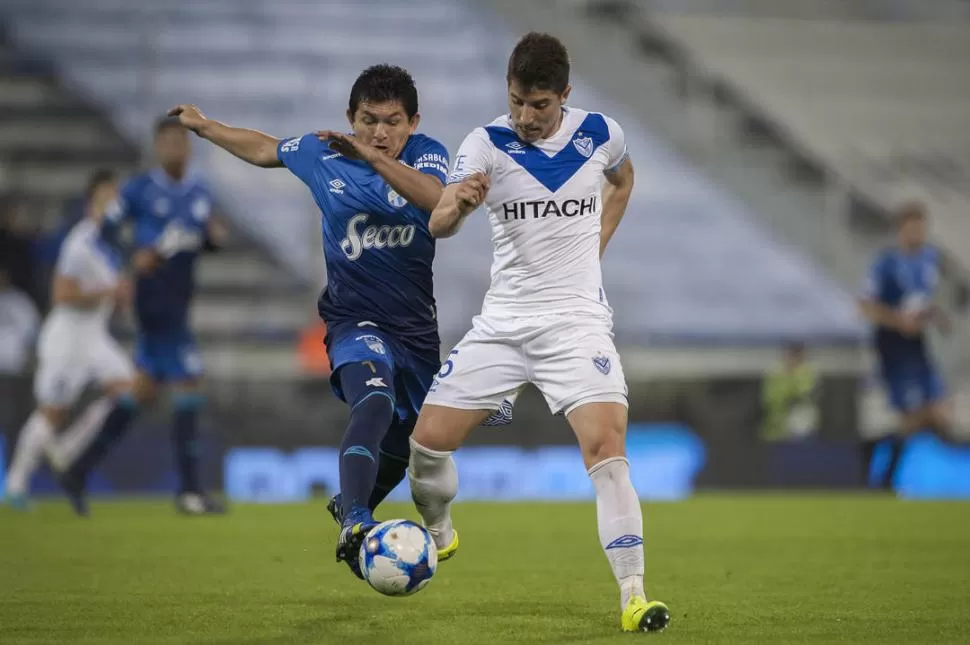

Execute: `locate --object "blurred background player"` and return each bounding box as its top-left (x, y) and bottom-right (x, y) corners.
top-left (4, 170), bottom-right (140, 513)
top-left (165, 64), bottom-right (449, 577)
top-left (858, 203), bottom-right (952, 489)
top-left (105, 118), bottom-right (228, 515)
top-left (760, 342), bottom-right (820, 442)
top-left (406, 33), bottom-right (670, 633)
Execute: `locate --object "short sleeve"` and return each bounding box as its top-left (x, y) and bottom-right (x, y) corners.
top-left (447, 128), bottom-right (493, 184)
top-left (409, 137), bottom-right (450, 185)
top-left (277, 134), bottom-right (326, 186)
top-left (55, 240), bottom-right (87, 280)
top-left (603, 116), bottom-right (629, 174)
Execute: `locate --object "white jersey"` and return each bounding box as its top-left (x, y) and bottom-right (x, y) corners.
top-left (447, 107), bottom-right (628, 318)
top-left (39, 218), bottom-right (121, 345)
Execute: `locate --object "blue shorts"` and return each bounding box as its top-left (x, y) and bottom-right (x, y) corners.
top-left (326, 321), bottom-right (439, 425)
top-left (880, 354), bottom-right (945, 413)
top-left (135, 327), bottom-right (204, 383)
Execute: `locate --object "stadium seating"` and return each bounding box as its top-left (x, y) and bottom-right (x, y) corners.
top-left (641, 13), bottom-right (970, 268)
top-left (0, 0), bottom-right (864, 350)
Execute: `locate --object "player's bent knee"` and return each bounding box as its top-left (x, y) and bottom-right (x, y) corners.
top-left (566, 400), bottom-right (628, 467)
top-left (412, 404), bottom-right (487, 452)
top-left (581, 431), bottom-right (626, 468)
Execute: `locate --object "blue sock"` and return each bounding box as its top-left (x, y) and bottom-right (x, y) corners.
top-left (338, 363), bottom-right (395, 523)
top-left (172, 392), bottom-right (205, 495)
top-left (367, 418), bottom-right (414, 510)
top-left (68, 394), bottom-right (138, 479)
top-left (368, 451), bottom-right (409, 510)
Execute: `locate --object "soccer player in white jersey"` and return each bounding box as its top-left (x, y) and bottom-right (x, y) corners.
top-left (406, 33), bottom-right (669, 633)
top-left (4, 170), bottom-right (141, 514)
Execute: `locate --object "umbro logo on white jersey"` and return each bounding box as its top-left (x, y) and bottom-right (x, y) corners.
top-left (329, 178), bottom-right (346, 194)
top-left (505, 141), bottom-right (526, 155)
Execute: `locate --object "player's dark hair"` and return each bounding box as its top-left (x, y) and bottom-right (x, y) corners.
top-left (896, 201), bottom-right (926, 227)
top-left (348, 64), bottom-right (419, 119)
top-left (154, 116), bottom-right (185, 137)
top-left (85, 168), bottom-right (117, 200)
top-left (507, 32), bottom-right (570, 94)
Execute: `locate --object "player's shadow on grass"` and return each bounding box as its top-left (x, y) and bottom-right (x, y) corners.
top-left (190, 596), bottom-right (611, 645)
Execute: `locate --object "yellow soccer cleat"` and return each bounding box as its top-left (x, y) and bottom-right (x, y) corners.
top-left (621, 597), bottom-right (670, 633)
top-left (436, 530), bottom-right (459, 562)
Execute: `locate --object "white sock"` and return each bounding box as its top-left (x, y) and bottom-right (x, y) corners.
top-left (408, 437), bottom-right (457, 549)
top-left (589, 456), bottom-right (646, 609)
top-left (5, 411), bottom-right (55, 496)
top-left (52, 397), bottom-right (112, 472)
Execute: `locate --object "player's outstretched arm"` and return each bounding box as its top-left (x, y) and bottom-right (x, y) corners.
top-left (429, 173), bottom-right (489, 238)
top-left (316, 131), bottom-right (444, 213)
top-left (600, 158), bottom-right (635, 258)
top-left (168, 105), bottom-right (282, 168)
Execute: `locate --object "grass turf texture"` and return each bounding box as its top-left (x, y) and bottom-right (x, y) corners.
top-left (1, 495), bottom-right (967, 645)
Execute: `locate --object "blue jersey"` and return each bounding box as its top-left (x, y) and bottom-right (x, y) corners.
top-left (114, 170), bottom-right (213, 333)
top-left (277, 133), bottom-right (448, 354)
top-left (863, 245), bottom-right (941, 362)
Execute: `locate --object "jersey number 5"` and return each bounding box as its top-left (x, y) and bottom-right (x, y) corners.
top-left (437, 350), bottom-right (459, 379)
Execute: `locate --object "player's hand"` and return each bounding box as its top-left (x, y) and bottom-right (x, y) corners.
top-left (167, 104), bottom-right (208, 135)
top-left (205, 216), bottom-right (230, 250)
top-left (133, 248), bottom-right (162, 275)
top-left (895, 311), bottom-right (925, 337)
top-left (315, 130), bottom-right (381, 165)
top-left (455, 173), bottom-right (490, 215)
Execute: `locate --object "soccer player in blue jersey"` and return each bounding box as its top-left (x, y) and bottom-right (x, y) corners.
top-left (95, 119), bottom-right (228, 515)
top-left (859, 203), bottom-right (953, 489)
top-left (167, 64), bottom-right (449, 577)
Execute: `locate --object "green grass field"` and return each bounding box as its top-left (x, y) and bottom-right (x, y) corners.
top-left (2, 495), bottom-right (968, 645)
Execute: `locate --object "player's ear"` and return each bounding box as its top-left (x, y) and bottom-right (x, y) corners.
top-left (408, 113), bottom-right (421, 134)
top-left (560, 85), bottom-right (572, 105)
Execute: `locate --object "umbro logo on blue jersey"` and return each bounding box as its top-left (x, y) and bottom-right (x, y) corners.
top-left (329, 179), bottom-right (346, 194)
top-left (322, 152), bottom-right (342, 161)
top-left (505, 141), bottom-right (526, 155)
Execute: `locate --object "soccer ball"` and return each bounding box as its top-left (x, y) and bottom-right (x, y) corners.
top-left (359, 519), bottom-right (437, 596)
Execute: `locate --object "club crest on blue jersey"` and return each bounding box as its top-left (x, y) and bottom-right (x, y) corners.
top-left (573, 133), bottom-right (594, 158)
top-left (356, 334), bottom-right (387, 355)
top-left (593, 353), bottom-right (611, 375)
top-left (387, 187), bottom-right (407, 208)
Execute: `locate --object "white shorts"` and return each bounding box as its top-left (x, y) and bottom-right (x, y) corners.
top-left (34, 330), bottom-right (134, 407)
top-left (425, 311), bottom-right (628, 416)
